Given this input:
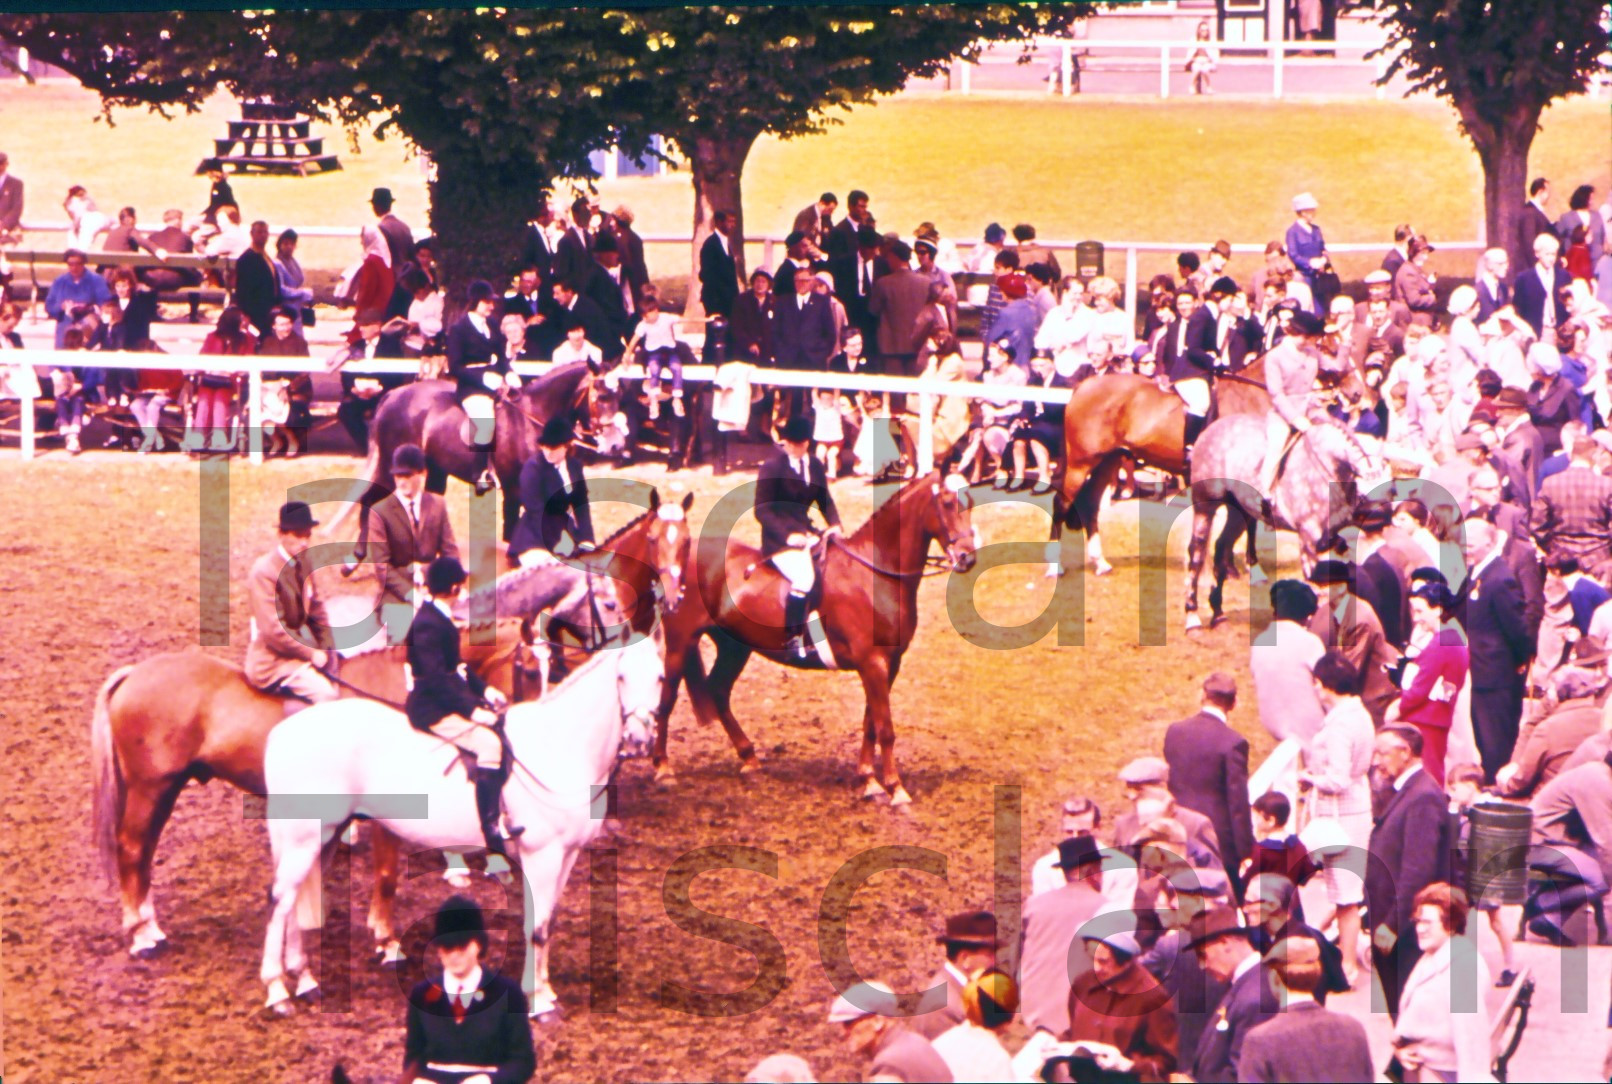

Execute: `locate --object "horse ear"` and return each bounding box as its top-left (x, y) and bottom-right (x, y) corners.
top-left (681, 491), bottom-right (695, 512)
top-left (648, 488), bottom-right (660, 511)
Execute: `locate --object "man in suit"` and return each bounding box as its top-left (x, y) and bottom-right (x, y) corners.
top-left (698, 209), bottom-right (740, 321)
top-left (0, 151), bottom-right (21, 240)
top-left (518, 202), bottom-right (557, 288)
top-left (1494, 387), bottom-right (1546, 508)
top-left (1307, 559), bottom-right (1399, 726)
top-left (1240, 875), bottom-right (1349, 1004)
top-left (550, 277), bottom-right (614, 360)
top-left (581, 233), bottom-right (633, 352)
top-left (245, 502), bottom-right (337, 704)
top-left (772, 265), bottom-right (837, 371)
top-left (1519, 176), bottom-right (1554, 258)
top-left (1460, 517), bottom-right (1535, 780)
top-left (508, 417), bottom-right (595, 566)
top-left (1382, 223), bottom-right (1415, 278)
top-left (370, 443), bottom-right (460, 640)
top-left (825, 188), bottom-right (868, 264)
top-left (233, 219), bottom-right (280, 337)
top-left (1365, 725), bottom-right (1453, 1018)
top-left (402, 896), bottom-right (535, 1082)
top-left (1237, 937), bottom-right (1373, 1083)
top-left (1012, 222), bottom-right (1062, 279)
top-left (503, 265), bottom-right (547, 323)
top-left (868, 239), bottom-right (929, 380)
top-left (1111, 756), bottom-right (1224, 870)
top-left (370, 187), bottom-right (414, 271)
top-left (911, 910), bottom-right (998, 1040)
top-left (1514, 231), bottom-right (1570, 340)
top-left (1531, 434), bottom-right (1612, 574)
top-left (1163, 672), bottom-right (1253, 892)
top-left (1475, 247), bottom-right (1513, 323)
top-left (756, 415), bottom-right (842, 658)
top-left (405, 557), bottom-right (518, 856)
top-left (609, 203), bottom-right (650, 311)
top-left (793, 191), bottom-right (837, 259)
top-left (773, 230), bottom-right (816, 288)
top-left (1469, 465), bottom-right (1546, 640)
top-left (1019, 836), bottom-right (1107, 1036)
top-left (1188, 907), bottom-right (1278, 1083)
top-left (333, 308), bottom-right (411, 453)
top-left (832, 225), bottom-right (884, 348)
top-left (1354, 501), bottom-right (1410, 649)
top-left (552, 195), bottom-right (594, 289)
top-left (138, 209), bottom-right (201, 290)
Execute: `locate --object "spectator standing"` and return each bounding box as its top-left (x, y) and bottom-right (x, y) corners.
top-left (1391, 883), bottom-right (1493, 1083)
top-left (772, 264), bottom-right (837, 376)
top-left (1365, 725), bottom-right (1453, 1019)
top-left (1557, 184), bottom-right (1605, 272)
top-left (1186, 907), bottom-right (1278, 1083)
top-left (342, 226), bottom-right (395, 342)
top-left (1474, 247), bottom-right (1513, 323)
top-left (729, 269), bottom-right (775, 365)
top-left (1284, 193), bottom-right (1328, 314)
top-left (1458, 518), bottom-right (1533, 781)
top-left (1519, 176), bottom-right (1553, 255)
top-left (1394, 238), bottom-right (1440, 326)
top-left (792, 191), bottom-right (837, 259)
top-left (974, 249), bottom-right (1018, 347)
top-left (963, 222), bottom-right (1007, 274)
top-left (518, 202), bottom-right (557, 289)
top-left (1388, 581), bottom-right (1470, 787)
top-left (1162, 672), bottom-right (1253, 894)
top-left (1012, 222), bottom-right (1061, 279)
top-left (1065, 929), bottom-right (1180, 1082)
top-left (698, 210), bottom-right (740, 321)
top-left (1019, 835), bottom-right (1107, 1037)
top-left (610, 204), bottom-right (650, 309)
top-left (44, 249), bottom-right (111, 349)
top-left (931, 969), bottom-right (1016, 1084)
top-left (552, 196), bottom-right (594, 288)
top-left (1531, 433), bottom-right (1612, 574)
top-left (828, 981), bottom-right (953, 1084)
top-left (193, 306), bottom-right (256, 453)
top-left (1515, 233), bottom-right (1571, 340)
top-left (825, 189), bottom-right (870, 264)
top-left (1112, 757), bottom-right (1223, 868)
top-left (867, 239), bottom-right (929, 383)
top-left (234, 220), bottom-right (280, 337)
top-left (369, 187), bottom-right (413, 271)
top-left (0, 151), bottom-right (22, 240)
top-left (1307, 559), bottom-right (1399, 726)
top-left (1249, 579), bottom-right (1327, 748)
top-left (1238, 938), bottom-right (1374, 1084)
top-left (911, 912), bottom-right (998, 1041)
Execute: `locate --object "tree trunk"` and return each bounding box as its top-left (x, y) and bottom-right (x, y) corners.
top-left (685, 130), bottom-right (759, 319)
top-left (426, 151), bottom-right (548, 309)
top-left (1467, 102), bottom-right (1543, 275)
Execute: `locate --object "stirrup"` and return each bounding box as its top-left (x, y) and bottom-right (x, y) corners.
top-left (473, 467), bottom-right (497, 496)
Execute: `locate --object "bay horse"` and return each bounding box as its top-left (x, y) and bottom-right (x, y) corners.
top-left (258, 630), bottom-right (665, 1017)
top-left (88, 567), bottom-right (611, 960)
top-left (654, 470), bottom-right (978, 807)
top-left (1184, 414), bottom-right (1383, 631)
top-left (1052, 356), bottom-right (1276, 577)
top-left (323, 361), bottom-right (626, 561)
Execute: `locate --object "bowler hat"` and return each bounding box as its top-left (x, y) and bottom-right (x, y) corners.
top-left (937, 910), bottom-right (997, 946)
top-left (779, 415), bottom-right (814, 444)
top-left (1307, 558), bottom-right (1356, 587)
top-left (1186, 905), bottom-right (1249, 949)
top-left (539, 415), bottom-right (574, 448)
top-left (432, 893), bottom-right (487, 949)
top-left (1492, 387), bottom-right (1529, 410)
top-left (466, 280), bottom-right (497, 307)
top-left (1288, 311), bottom-right (1326, 337)
top-left (426, 556), bottom-right (469, 596)
top-left (278, 501), bottom-right (319, 532)
top-left (1211, 240), bottom-right (1233, 259)
top-left (370, 187), bottom-right (394, 208)
top-left (391, 443), bottom-right (427, 475)
top-left (1057, 835), bottom-right (1102, 872)
top-left (1202, 671), bottom-right (1237, 698)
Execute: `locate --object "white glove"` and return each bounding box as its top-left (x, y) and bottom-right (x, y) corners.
top-left (504, 371), bottom-right (522, 390)
top-left (484, 687), bottom-right (508, 710)
top-left (482, 371), bottom-right (502, 391)
top-left (787, 532), bottom-right (814, 548)
top-left (471, 706), bottom-right (499, 725)
top-left (1091, 1048), bottom-right (1133, 1074)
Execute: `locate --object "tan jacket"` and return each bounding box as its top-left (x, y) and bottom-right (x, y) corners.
top-left (370, 491), bottom-right (459, 607)
top-left (1309, 591), bottom-right (1399, 724)
top-left (245, 547), bottom-right (333, 689)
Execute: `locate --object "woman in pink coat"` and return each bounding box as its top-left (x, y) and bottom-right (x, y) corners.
top-left (1386, 581), bottom-right (1469, 786)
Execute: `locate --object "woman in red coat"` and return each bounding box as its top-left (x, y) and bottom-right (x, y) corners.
top-left (1386, 581), bottom-right (1469, 785)
top-left (193, 305), bottom-right (256, 453)
top-left (1065, 931), bottom-right (1179, 1082)
top-left (344, 225), bottom-right (395, 343)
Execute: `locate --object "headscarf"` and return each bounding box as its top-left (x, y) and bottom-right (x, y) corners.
top-left (1528, 341), bottom-right (1562, 376)
top-left (360, 223), bottom-right (392, 267)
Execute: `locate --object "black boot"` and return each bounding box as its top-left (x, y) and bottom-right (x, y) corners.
top-left (471, 442), bottom-right (496, 496)
top-left (784, 591), bottom-right (810, 657)
top-left (1183, 412), bottom-right (1206, 468)
top-left (474, 766), bottom-right (520, 857)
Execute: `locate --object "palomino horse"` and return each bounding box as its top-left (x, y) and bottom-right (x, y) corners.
top-left (324, 361), bottom-right (627, 560)
top-left (655, 470), bottom-right (978, 806)
top-left (89, 566), bottom-right (610, 960)
top-left (259, 629), bottom-right (664, 1017)
top-left (1052, 356), bottom-right (1277, 577)
top-left (1185, 414), bottom-right (1383, 630)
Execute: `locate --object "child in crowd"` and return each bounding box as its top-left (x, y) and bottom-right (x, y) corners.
top-left (1242, 790), bottom-right (1318, 890)
top-left (1187, 20), bottom-right (1218, 96)
top-left (1446, 763), bottom-right (1520, 986)
top-left (812, 387), bottom-right (845, 477)
top-left (625, 288), bottom-right (685, 419)
top-left (551, 317), bottom-right (602, 368)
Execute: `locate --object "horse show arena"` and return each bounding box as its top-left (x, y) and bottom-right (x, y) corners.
top-left (2, 452), bottom-right (1267, 1083)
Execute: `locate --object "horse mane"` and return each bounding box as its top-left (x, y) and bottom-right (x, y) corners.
top-left (597, 505), bottom-right (655, 550)
top-left (507, 636), bottom-right (629, 723)
top-left (848, 470), bottom-right (942, 544)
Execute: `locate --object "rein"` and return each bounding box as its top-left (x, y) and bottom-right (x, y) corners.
top-left (317, 664), bottom-right (408, 712)
top-left (827, 534), bottom-right (954, 580)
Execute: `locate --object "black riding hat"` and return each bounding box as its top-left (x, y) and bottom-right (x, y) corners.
top-left (426, 556), bottom-right (468, 596)
top-left (433, 894), bottom-right (487, 951)
top-left (780, 415), bottom-right (814, 444)
top-left (539, 415), bottom-right (574, 448)
top-left (391, 443), bottom-right (427, 475)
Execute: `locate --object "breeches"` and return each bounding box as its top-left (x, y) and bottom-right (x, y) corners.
top-left (430, 713), bottom-right (502, 768)
top-left (131, 392), bottom-right (169, 431)
top-left (770, 548), bottom-right (815, 594)
top-left (461, 393), bottom-right (496, 446)
top-left (278, 663), bottom-right (338, 704)
top-left (1175, 377), bottom-right (1210, 417)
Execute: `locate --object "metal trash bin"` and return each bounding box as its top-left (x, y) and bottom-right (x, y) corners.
top-left (1464, 802), bottom-right (1533, 906)
top-left (1074, 240), bottom-right (1104, 280)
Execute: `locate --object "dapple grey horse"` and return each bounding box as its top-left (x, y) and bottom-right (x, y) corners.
top-left (1184, 413), bottom-right (1383, 631)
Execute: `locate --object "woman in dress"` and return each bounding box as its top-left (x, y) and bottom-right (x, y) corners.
top-left (1386, 581), bottom-right (1470, 786)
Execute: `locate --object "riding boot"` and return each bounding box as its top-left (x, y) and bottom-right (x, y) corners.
top-left (784, 591), bottom-right (810, 657)
top-left (473, 766), bottom-right (521, 858)
top-left (471, 442), bottom-right (497, 497)
top-left (1182, 412), bottom-right (1206, 469)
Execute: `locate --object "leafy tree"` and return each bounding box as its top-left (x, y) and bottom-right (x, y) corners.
top-left (1361, 0), bottom-right (1609, 269)
top-left (615, 5), bottom-right (1096, 312)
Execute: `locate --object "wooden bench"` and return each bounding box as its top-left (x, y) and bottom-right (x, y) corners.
top-left (3, 248), bottom-right (235, 322)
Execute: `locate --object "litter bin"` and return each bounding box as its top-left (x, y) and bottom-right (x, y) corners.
top-left (1464, 802), bottom-right (1533, 906)
top-left (1075, 240), bottom-right (1104, 280)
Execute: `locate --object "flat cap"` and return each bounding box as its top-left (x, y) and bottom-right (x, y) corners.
top-left (1202, 672), bottom-right (1237, 698)
top-left (827, 980), bottom-right (897, 1024)
top-left (1187, 905), bottom-right (1250, 949)
top-left (1118, 756), bottom-right (1169, 786)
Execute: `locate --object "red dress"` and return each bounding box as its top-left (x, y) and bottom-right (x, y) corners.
top-left (1396, 625), bottom-right (1469, 786)
top-left (346, 254), bottom-right (395, 343)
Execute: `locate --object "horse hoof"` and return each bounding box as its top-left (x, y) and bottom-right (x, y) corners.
top-left (130, 942), bottom-right (165, 961)
top-left (294, 973), bottom-right (321, 1001)
top-left (652, 763), bottom-right (677, 786)
top-left (1093, 560), bottom-right (1114, 577)
top-left (1184, 613), bottom-right (1203, 633)
top-left (374, 941), bottom-right (405, 968)
top-left (1209, 613), bottom-right (1228, 630)
top-left (443, 872), bottom-right (473, 890)
top-left (1249, 565), bottom-right (1269, 586)
top-left (860, 777), bottom-right (885, 801)
top-left (738, 756), bottom-right (761, 776)
top-left (889, 786), bottom-right (914, 809)
top-left (266, 1000), bottom-right (296, 1018)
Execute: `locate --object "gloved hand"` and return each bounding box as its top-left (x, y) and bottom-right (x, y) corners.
top-left (504, 371), bottom-right (522, 390)
top-left (484, 687), bottom-right (508, 710)
top-left (577, 540), bottom-right (596, 552)
top-left (471, 706), bottom-right (499, 725)
top-left (482, 371), bottom-right (503, 391)
top-left (787, 532), bottom-right (814, 548)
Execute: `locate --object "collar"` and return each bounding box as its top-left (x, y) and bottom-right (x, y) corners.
top-left (1531, 199), bottom-right (1548, 215)
top-left (1471, 547), bottom-right (1504, 581)
top-left (944, 961), bottom-right (971, 989)
top-left (1201, 705), bottom-right (1227, 723)
top-left (1231, 951), bottom-right (1260, 984)
top-left (468, 312), bottom-right (489, 336)
top-left (432, 597), bottom-right (456, 621)
top-left (444, 966), bottom-right (483, 1000)
top-left (277, 545), bottom-right (296, 566)
top-left (1393, 763), bottom-right (1421, 791)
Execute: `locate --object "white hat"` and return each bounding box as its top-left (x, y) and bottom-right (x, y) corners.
top-left (1447, 284), bottom-right (1478, 316)
top-left (1363, 269), bottom-right (1392, 286)
top-left (1292, 192), bottom-right (1318, 212)
top-left (1529, 341), bottom-right (1563, 376)
top-left (827, 980), bottom-right (897, 1024)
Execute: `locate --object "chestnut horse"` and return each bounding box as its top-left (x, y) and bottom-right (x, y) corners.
top-left (89, 570), bottom-right (610, 960)
top-left (654, 470), bottom-right (978, 806)
top-left (1052, 356), bottom-right (1275, 577)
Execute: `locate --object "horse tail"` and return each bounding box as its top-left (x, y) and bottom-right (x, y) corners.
top-left (91, 664), bottom-right (136, 886)
top-left (323, 439), bottom-right (383, 538)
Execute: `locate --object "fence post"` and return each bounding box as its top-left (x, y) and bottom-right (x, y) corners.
top-left (247, 365), bottom-right (263, 465)
top-left (1061, 42), bottom-right (1072, 97)
top-left (961, 59), bottom-right (972, 95)
top-left (1159, 45), bottom-right (1170, 99)
top-left (1124, 247), bottom-right (1139, 349)
top-left (20, 387), bottom-right (34, 460)
top-left (16, 47), bottom-right (28, 81)
top-left (917, 392), bottom-right (935, 476)
top-left (1273, 41), bottom-right (1284, 100)
top-left (762, 239), bottom-right (775, 271)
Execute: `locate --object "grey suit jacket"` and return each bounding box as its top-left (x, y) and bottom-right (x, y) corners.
top-left (1018, 880), bottom-right (1106, 1037)
top-left (370, 491), bottom-right (459, 606)
top-left (0, 173), bottom-right (22, 231)
top-left (1238, 1001), bottom-right (1374, 1084)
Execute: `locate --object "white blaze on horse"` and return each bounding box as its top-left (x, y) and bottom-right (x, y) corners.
top-left (257, 629), bottom-right (664, 1017)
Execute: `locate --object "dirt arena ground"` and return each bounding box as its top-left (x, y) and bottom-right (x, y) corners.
top-left (0, 451), bottom-right (1269, 1083)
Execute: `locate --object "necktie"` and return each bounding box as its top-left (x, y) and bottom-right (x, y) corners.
top-left (861, 260), bottom-right (871, 297)
top-left (407, 498), bottom-right (419, 530)
top-left (796, 457), bottom-right (808, 482)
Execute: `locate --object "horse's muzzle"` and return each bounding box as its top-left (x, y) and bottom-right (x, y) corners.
top-left (949, 547), bottom-right (977, 574)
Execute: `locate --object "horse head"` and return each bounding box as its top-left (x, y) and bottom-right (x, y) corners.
top-left (927, 470), bottom-right (979, 574)
top-left (644, 489), bottom-right (695, 614)
top-left (578, 364), bottom-right (628, 458)
top-left (614, 625), bottom-right (665, 759)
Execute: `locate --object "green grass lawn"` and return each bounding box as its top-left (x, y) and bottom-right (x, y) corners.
top-left (2, 81), bottom-right (1606, 294)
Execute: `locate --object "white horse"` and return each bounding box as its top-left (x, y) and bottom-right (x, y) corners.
top-left (258, 629), bottom-right (664, 1017)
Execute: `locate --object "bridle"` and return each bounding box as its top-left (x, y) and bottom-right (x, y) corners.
top-left (827, 481), bottom-right (974, 580)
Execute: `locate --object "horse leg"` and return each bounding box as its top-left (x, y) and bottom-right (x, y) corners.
top-left (652, 632), bottom-right (696, 783)
top-left (367, 827), bottom-right (404, 966)
top-left (517, 843), bottom-right (572, 1018)
top-left (1245, 520), bottom-right (1266, 585)
top-left (1209, 503), bottom-right (1244, 627)
top-left (1077, 458), bottom-right (1121, 576)
top-left (855, 657), bottom-right (910, 808)
top-left (705, 635), bottom-right (759, 770)
top-left (261, 823), bottom-right (324, 1013)
top-left (1184, 504), bottom-right (1215, 634)
top-left (118, 775), bottom-right (185, 957)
